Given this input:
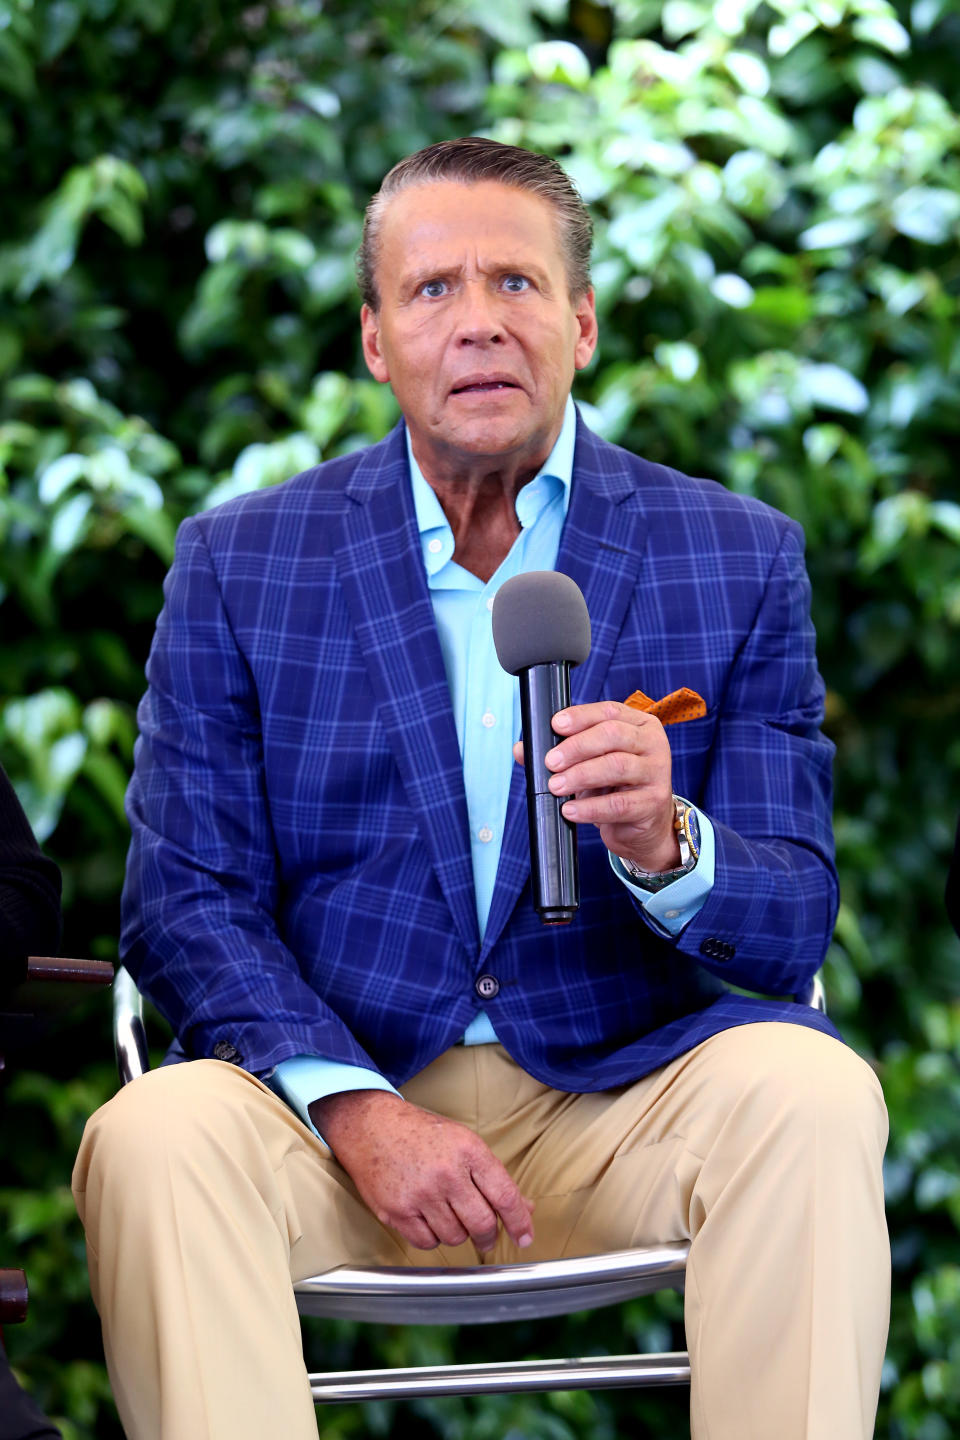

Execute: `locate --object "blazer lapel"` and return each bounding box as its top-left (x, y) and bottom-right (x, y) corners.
top-left (334, 426), bottom-right (480, 958)
top-left (482, 419), bottom-right (651, 957)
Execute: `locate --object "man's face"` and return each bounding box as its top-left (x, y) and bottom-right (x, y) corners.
top-left (360, 180), bottom-right (598, 476)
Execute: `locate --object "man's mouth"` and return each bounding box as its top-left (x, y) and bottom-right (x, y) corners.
top-left (450, 378), bottom-right (521, 395)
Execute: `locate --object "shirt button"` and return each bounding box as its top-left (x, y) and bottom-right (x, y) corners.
top-left (475, 974), bottom-right (500, 1000)
top-left (486, 596), bottom-right (494, 612)
top-left (481, 712), bottom-right (496, 728)
top-left (664, 909), bottom-right (680, 920)
top-left (477, 826), bottom-right (493, 844)
top-left (428, 537), bottom-right (443, 554)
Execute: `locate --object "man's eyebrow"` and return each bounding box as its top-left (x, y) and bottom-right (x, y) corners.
top-left (400, 265), bottom-right (461, 293)
top-left (399, 260), bottom-right (552, 296)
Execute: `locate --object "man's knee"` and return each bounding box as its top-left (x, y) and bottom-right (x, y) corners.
top-left (72, 1060), bottom-right (267, 1212)
top-left (701, 1022), bottom-right (887, 1155)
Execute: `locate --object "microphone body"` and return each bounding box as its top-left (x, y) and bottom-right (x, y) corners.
top-left (519, 660), bottom-right (578, 925)
top-left (491, 570), bottom-right (591, 927)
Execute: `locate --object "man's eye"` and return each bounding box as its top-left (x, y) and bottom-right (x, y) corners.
top-left (502, 275), bottom-right (531, 293)
top-left (420, 280), bottom-right (448, 298)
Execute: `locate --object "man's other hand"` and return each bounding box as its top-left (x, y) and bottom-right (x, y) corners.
top-left (513, 700), bottom-right (681, 873)
top-left (309, 1090), bottom-right (534, 1254)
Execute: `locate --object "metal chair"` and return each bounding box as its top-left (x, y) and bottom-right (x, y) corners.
top-left (113, 966), bottom-right (825, 1404)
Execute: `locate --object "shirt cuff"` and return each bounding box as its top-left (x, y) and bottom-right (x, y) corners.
top-left (269, 1055), bottom-right (400, 1146)
top-left (609, 807), bottom-right (716, 935)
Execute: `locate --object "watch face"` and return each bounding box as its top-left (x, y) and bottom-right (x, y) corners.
top-left (675, 799), bottom-right (700, 865)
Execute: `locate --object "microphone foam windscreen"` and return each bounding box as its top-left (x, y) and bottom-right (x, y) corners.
top-left (492, 571), bottom-right (591, 675)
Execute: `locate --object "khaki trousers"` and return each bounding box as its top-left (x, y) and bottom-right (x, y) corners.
top-left (72, 1023), bottom-right (890, 1440)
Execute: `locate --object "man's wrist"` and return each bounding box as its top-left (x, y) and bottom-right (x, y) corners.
top-left (309, 1088), bottom-right (404, 1149)
top-left (617, 797), bottom-right (701, 892)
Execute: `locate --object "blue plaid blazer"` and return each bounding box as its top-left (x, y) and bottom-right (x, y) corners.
top-left (121, 414), bottom-right (841, 1091)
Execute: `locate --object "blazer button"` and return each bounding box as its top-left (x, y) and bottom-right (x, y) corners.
top-left (212, 1041), bottom-right (241, 1064)
top-left (700, 938), bottom-right (735, 962)
top-left (475, 974), bottom-right (500, 1000)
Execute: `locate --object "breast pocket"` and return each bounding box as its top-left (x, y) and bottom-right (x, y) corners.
top-left (665, 708), bottom-right (718, 801)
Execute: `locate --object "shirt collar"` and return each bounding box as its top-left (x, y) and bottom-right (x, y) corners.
top-left (407, 396), bottom-right (577, 576)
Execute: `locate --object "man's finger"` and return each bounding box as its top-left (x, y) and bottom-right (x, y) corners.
top-left (545, 718), bottom-right (661, 775)
top-left (423, 1199), bottom-right (473, 1249)
top-left (470, 1161), bottom-right (534, 1249)
top-left (552, 701), bottom-right (639, 735)
top-left (430, 1181), bottom-right (500, 1251)
top-left (448, 1195), bottom-right (500, 1254)
top-left (547, 750), bottom-right (652, 798)
top-left (398, 1213), bottom-right (443, 1251)
top-left (561, 790), bottom-right (646, 824)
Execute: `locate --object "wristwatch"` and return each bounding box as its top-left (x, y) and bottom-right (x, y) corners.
top-left (618, 796), bottom-right (701, 893)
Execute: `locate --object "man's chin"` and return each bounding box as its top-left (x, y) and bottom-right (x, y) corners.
top-left (439, 412), bottom-right (548, 460)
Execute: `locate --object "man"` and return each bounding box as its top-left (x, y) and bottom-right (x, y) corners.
top-left (73, 139), bottom-right (889, 1440)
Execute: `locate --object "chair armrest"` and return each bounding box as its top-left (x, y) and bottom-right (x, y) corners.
top-left (4, 956), bottom-right (113, 1016)
top-left (114, 966), bottom-right (150, 1086)
top-left (794, 973), bottom-right (826, 1013)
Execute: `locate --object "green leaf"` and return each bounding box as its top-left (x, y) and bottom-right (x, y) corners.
top-left (768, 13), bottom-right (819, 57)
top-left (39, 1), bottom-right (83, 62)
top-left (527, 40), bottom-right (591, 87)
top-left (851, 14), bottom-right (911, 55)
top-left (710, 272), bottom-right (754, 307)
top-left (38, 454), bottom-right (87, 504)
top-left (0, 29), bottom-right (35, 100)
top-left (799, 362), bottom-right (869, 414)
top-left (48, 492), bottom-right (94, 555)
top-left (81, 748), bottom-right (130, 823)
top-left (200, 433), bottom-right (320, 510)
top-left (747, 286), bottom-right (813, 326)
top-left (661, 0), bottom-right (710, 41)
top-left (301, 373), bottom-right (354, 450)
top-left (891, 187), bottom-right (960, 245)
top-left (0, 323), bottom-right (22, 375)
top-left (928, 502), bottom-right (960, 545)
top-left (798, 216), bottom-right (873, 249)
top-left (724, 50), bottom-right (770, 97)
top-left (121, 502), bottom-right (177, 563)
top-left (46, 731), bottom-right (87, 788)
top-left (295, 84), bottom-right (341, 119)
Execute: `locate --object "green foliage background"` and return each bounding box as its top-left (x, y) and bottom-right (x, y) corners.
top-left (1, 0), bottom-right (959, 1435)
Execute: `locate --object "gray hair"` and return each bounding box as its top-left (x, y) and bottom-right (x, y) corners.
top-left (357, 137), bottom-right (593, 310)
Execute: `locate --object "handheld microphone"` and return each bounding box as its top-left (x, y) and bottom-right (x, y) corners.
top-left (492, 571), bottom-right (591, 925)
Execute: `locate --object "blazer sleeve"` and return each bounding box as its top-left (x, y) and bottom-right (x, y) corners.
top-left (121, 516), bottom-right (386, 1078)
top-left (664, 517), bottom-right (839, 997)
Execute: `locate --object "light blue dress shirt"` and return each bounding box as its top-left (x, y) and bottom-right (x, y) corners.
top-left (271, 399), bottom-right (715, 1136)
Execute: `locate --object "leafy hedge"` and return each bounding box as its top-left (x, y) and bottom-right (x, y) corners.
top-left (1, 1), bottom-right (959, 1435)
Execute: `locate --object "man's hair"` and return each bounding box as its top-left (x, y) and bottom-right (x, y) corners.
top-left (357, 137), bottom-right (593, 310)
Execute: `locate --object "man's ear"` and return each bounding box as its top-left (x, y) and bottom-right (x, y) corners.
top-left (360, 303), bottom-right (390, 384)
top-left (573, 287), bottom-right (599, 372)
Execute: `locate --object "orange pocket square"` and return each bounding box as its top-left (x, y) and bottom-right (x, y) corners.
top-left (624, 687), bottom-right (707, 725)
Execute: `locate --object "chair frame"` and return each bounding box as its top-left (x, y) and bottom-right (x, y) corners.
top-left (113, 967), bottom-right (825, 1403)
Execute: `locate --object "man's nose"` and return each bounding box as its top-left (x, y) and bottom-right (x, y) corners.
top-left (454, 280), bottom-right (503, 344)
